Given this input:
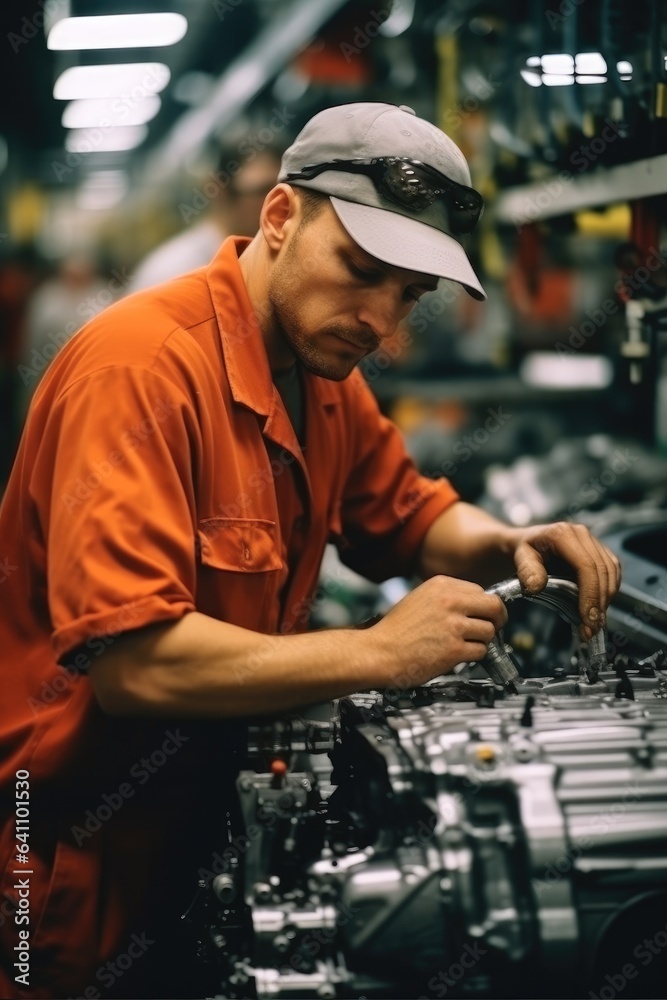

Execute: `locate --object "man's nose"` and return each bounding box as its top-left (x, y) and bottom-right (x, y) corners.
top-left (357, 289), bottom-right (404, 341)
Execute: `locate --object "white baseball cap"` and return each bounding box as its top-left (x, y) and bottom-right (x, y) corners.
top-left (279, 102), bottom-right (486, 301)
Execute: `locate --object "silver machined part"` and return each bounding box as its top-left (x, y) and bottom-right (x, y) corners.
top-left (483, 577), bottom-right (608, 687)
top-left (483, 638), bottom-right (521, 690)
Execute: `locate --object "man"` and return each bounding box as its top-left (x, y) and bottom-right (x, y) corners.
top-left (0, 103), bottom-right (619, 999)
top-left (127, 145), bottom-right (281, 292)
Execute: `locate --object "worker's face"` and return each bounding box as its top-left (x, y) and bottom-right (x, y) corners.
top-left (266, 199), bottom-right (439, 381)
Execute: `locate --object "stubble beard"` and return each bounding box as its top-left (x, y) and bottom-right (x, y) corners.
top-left (269, 302), bottom-right (357, 381)
top-left (267, 243), bottom-right (373, 382)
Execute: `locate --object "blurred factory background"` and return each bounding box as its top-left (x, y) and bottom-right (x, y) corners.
top-left (1, 0), bottom-right (667, 563)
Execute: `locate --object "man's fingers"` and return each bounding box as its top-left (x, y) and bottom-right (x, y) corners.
top-left (462, 617), bottom-right (497, 645)
top-left (465, 593), bottom-right (508, 631)
top-left (513, 540), bottom-right (548, 594)
top-left (514, 523), bottom-right (622, 641)
top-left (464, 641), bottom-right (493, 663)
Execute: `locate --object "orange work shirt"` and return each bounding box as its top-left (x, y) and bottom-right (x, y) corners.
top-left (0, 237), bottom-right (458, 999)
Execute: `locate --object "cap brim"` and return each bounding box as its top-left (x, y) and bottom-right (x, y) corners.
top-left (330, 196), bottom-right (486, 301)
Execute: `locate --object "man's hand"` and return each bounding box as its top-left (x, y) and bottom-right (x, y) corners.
top-left (419, 502), bottom-right (622, 642)
top-left (369, 575), bottom-right (508, 685)
top-left (509, 521), bottom-right (621, 641)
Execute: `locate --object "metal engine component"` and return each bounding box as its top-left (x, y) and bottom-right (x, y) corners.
top-left (189, 580), bottom-right (667, 1000)
top-left (482, 576), bottom-right (607, 690)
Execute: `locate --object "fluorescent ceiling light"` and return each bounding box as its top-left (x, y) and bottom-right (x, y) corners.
top-left (542, 74), bottom-right (575, 86)
top-left (617, 60), bottom-right (633, 80)
top-left (576, 75), bottom-right (607, 84)
top-left (520, 69), bottom-right (542, 87)
top-left (54, 63), bottom-right (170, 100)
top-left (48, 13), bottom-right (187, 50)
top-left (81, 170), bottom-right (128, 188)
top-left (541, 54), bottom-right (574, 74)
top-left (526, 55), bottom-right (541, 67)
top-left (77, 171), bottom-right (129, 210)
top-left (62, 96), bottom-right (161, 129)
top-left (575, 51), bottom-right (606, 74)
top-left (65, 125), bottom-right (148, 153)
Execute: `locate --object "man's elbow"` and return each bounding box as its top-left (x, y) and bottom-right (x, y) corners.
top-left (89, 656), bottom-right (150, 716)
top-left (87, 620), bottom-right (182, 715)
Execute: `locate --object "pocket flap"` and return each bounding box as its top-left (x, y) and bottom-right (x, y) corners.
top-left (197, 517), bottom-right (282, 573)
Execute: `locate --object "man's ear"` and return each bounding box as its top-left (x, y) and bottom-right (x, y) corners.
top-left (260, 183), bottom-right (300, 252)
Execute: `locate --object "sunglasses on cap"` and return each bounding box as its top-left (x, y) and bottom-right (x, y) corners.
top-left (285, 156), bottom-right (484, 235)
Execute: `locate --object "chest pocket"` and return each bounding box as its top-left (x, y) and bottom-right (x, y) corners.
top-left (196, 517), bottom-right (285, 631)
top-left (197, 517), bottom-right (283, 572)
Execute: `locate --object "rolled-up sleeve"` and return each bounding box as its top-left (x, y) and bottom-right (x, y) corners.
top-left (338, 372), bottom-right (459, 581)
top-left (28, 365), bottom-right (200, 662)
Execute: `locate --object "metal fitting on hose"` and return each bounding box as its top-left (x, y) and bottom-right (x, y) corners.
top-left (481, 577), bottom-right (608, 691)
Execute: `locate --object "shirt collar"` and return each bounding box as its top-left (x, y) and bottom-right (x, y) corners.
top-left (206, 236), bottom-right (342, 415)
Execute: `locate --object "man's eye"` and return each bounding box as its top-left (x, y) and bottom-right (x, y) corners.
top-left (349, 262), bottom-right (379, 281)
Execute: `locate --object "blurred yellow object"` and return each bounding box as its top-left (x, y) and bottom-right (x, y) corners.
top-left (390, 397), bottom-right (469, 434)
top-left (8, 185), bottom-right (45, 242)
top-left (574, 203), bottom-right (631, 238)
top-left (390, 397), bottom-right (432, 433)
top-left (475, 745), bottom-right (496, 763)
top-left (511, 631), bottom-right (536, 652)
top-left (436, 34), bottom-right (459, 142)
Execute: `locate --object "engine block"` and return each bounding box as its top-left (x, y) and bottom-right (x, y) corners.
top-left (189, 584), bottom-right (667, 999)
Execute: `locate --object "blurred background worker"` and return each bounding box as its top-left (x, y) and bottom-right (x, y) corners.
top-left (19, 251), bottom-right (111, 411)
top-left (127, 146), bottom-right (282, 291)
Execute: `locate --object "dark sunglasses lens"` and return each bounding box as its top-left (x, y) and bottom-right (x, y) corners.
top-left (450, 206), bottom-right (479, 233)
top-left (379, 164), bottom-right (435, 212)
top-left (450, 191), bottom-right (483, 233)
top-left (380, 160), bottom-right (482, 233)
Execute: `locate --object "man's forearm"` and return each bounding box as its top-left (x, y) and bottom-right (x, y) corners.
top-left (89, 611), bottom-right (392, 718)
top-left (418, 500), bottom-right (521, 586)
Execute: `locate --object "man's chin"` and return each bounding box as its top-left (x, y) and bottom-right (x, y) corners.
top-left (298, 354), bottom-right (358, 382)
